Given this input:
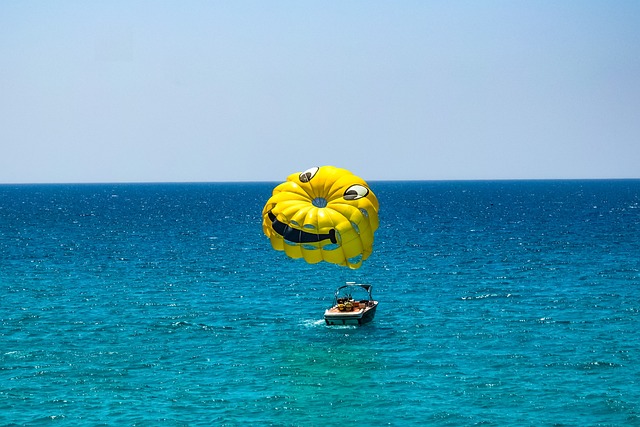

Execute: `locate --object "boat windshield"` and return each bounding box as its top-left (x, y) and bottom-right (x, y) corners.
top-left (334, 283), bottom-right (373, 302)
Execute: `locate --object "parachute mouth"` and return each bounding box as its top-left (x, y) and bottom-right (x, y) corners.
top-left (268, 211), bottom-right (337, 244)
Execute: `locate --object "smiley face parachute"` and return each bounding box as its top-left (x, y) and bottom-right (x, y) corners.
top-left (262, 166), bottom-right (379, 269)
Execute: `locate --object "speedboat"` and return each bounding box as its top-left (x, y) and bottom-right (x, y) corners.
top-left (324, 282), bottom-right (378, 326)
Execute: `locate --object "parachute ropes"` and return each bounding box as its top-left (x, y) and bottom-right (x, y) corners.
top-left (262, 166), bottom-right (379, 269)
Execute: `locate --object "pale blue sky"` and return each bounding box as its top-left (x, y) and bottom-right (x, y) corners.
top-left (1, 1), bottom-right (639, 183)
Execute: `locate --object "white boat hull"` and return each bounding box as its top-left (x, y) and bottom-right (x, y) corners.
top-left (324, 301), bottom-right (378, 326)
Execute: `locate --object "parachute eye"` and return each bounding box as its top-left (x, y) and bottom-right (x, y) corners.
top-left (343, 184), bottom-right (369, 200)
top-left (299, 167), bottom-right (319, 183)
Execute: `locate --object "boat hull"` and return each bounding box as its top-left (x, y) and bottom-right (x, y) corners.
top-left (324, 302), bottom-right (378, 326)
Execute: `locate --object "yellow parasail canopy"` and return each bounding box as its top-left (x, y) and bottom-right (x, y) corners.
top-left (262, 166), bottom-right (379, 269)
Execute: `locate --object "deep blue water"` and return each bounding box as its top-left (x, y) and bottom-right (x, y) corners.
top-left (1, 180), bottom-right (639, 426)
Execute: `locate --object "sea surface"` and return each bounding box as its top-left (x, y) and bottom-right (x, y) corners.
top-left (1, 180), bottom-right (639, 426)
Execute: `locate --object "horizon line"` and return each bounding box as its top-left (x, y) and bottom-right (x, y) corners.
top-left (2, 177), bottom-right (639, 186)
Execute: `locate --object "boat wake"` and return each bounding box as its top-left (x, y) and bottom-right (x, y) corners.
top-left (301, 319), bottom-right (326, 328)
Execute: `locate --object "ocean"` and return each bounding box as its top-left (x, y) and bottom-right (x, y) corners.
top-left (1, 180), bottom-right (639, 426)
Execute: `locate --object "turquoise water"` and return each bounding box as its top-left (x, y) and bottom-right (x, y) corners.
top-left (1, 180), bottom-right (639, 426)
